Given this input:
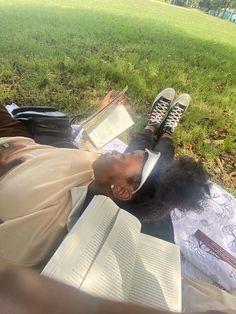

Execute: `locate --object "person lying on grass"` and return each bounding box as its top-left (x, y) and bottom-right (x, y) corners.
top-left (0, 88), bottom-right (208, 268)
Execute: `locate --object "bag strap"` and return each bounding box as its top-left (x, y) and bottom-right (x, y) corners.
top-left (12, 106), bottom-right (58, 115)
top-left (13, 111), bottom-right (67, 119)
top-left (70, 114), bottom-right (84, 125)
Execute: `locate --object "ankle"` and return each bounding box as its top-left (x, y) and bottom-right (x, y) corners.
top-left (144, 125), bottom-right (156, 133)
top-left (161, 132), bottom-right (172, 139)
top-left (162, 125), bottom-right (173, 136)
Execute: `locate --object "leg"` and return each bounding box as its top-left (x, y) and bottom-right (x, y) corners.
top-left (153, 133), bottom-right (175, 169)
top-left (0, 105), bottom-right (32, 138)
top-left (152, 92), bottom-right (191, 169)
top-left (125, 87), bottom-right (176, 153)
top-left (125, 127), bottom-right (154, 153)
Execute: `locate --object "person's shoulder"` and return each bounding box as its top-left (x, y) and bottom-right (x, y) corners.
top-left (0, 136), bottom-right (35, 146)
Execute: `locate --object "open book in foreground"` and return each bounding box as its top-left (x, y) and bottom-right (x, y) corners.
top-left (43, 196), bottom-right (181, 312)
top-left (80, 86), bottom-right (134, 148)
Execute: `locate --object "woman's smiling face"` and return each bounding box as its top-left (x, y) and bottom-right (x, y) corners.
top-left (92, 150), bottom-right (145, 198)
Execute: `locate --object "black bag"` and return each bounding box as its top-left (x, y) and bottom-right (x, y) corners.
top-left (12, 106), bottom-right (82, 148)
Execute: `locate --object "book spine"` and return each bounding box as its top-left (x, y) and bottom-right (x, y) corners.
top-left (194, 229), bottom-right (236, 269)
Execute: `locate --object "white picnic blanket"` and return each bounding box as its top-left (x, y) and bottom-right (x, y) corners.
top-left (171, 182), bottom-right (236, 292)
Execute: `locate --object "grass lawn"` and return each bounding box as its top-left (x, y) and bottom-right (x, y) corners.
top-left (0, 0), bottom-right (235, 192)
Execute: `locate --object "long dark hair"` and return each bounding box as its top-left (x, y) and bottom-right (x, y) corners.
top-left (119, 156), bottom-right (209, 222)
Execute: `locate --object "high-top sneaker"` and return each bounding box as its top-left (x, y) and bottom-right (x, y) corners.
top-left (162, 94), bottom-right (191, 135)
top-left (148, 88), bottom-right (176, 129)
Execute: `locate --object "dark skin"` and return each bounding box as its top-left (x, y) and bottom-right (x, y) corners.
top-left (0, 262), bottom-right (231, 314)
top-left (91, 149), bottom-right (145, 201)
top-left (90, 125), bottom-right (167, 202)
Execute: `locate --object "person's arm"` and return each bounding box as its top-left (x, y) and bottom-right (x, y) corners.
top-left (0, 262), bottom-right (229, 314)
top-left (0, 142), bottom-right (25, 177)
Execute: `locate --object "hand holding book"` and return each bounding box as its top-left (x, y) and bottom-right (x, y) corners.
top-left (80, 87), bottom-right (134, 148)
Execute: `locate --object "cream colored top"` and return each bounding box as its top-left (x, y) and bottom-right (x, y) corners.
top-left (0, 137), bottom-right (100, 269)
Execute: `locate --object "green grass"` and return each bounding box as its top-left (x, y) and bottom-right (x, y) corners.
top-left (0, 0), bottom-right (235, 192)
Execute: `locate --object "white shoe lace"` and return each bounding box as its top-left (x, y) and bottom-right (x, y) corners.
top-left (164, 104), bottom-right (185, 129)
top-left (149, 99), bottom-right (169, 124)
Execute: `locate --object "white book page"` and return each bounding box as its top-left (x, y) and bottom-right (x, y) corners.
top-left (80, 210), bottom-right (141, 302)
top-left (85, 104), bottom-right (134, 148)
top-left (42, 196), bottom-right (119, 288)
top-left (129, 234), bottom-right (181, 312)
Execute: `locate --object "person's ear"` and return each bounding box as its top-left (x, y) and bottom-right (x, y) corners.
top-left (110, 184), bottom-right (133, 201)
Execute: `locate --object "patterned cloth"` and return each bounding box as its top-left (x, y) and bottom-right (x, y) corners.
top-left (171, 182), bottom-right (236, 292)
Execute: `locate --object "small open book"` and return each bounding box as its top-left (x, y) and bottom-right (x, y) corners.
top-left (43, 196), bottom-right (181, 312)
top-left (81, 87), bottom-right (134, 148)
